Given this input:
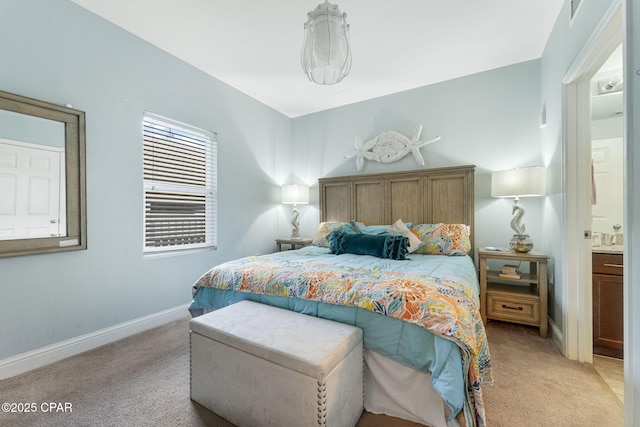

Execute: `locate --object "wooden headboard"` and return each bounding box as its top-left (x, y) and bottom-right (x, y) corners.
top-left (318, 165), bottom-right (475, 249)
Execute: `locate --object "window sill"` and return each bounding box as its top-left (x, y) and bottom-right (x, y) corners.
top-left (143, 246), bottom-right (216, 260)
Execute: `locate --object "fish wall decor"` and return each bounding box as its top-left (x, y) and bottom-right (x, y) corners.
top-left (345, 125), bottom-right (441, 171)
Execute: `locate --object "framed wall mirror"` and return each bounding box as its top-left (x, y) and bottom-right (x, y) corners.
top-left (0, 90), bottom-right (86, 257)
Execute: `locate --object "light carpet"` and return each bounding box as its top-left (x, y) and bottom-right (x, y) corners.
top-left (0, 317), bottom-right (623, 426)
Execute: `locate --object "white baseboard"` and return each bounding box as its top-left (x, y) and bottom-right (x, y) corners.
top-left (548, 316), bottom-right (564, 355)
top-left (0, 303), bottom-right (190, 380)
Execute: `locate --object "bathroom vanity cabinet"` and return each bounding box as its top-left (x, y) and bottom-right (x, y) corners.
top-left (592, 251), bottom-right (623, 359)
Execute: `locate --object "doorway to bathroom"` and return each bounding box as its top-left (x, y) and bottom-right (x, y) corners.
top-left (562, 3), bottom-right (624, 404)
top-left (590, 44), bottom-right (624, 361)
top-left (562, 2), bottom-right (622, 364)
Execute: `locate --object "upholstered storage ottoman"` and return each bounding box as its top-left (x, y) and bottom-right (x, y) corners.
top-left (190, 300), bottom-right (364, 427)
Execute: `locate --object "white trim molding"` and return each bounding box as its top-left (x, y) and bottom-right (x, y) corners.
top-left (548, 316), bottom-right (564, 354)
top-left (0, 304), bottom-right (190, 380)
top-left (624, 0), bottom-right (640, 424)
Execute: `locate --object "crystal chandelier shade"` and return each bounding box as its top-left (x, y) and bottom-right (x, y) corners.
top-left (301, 1), bottom-right (352, 85)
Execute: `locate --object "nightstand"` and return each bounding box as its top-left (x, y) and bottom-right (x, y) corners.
top-left (275, 237), bottom-right (313, 252)
top-left (477, 248), bottom-right (549, 338)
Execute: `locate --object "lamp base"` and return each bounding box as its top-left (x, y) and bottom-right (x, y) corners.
top-left (290, 206), bottom-right (300, 240)
top-left (510, 234), bottom-right (533, 253)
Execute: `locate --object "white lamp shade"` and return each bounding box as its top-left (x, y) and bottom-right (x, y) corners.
top-left (282, 184), bottom-right (309, 205)
top-left (491, 167), bottom-right (546, 198)
top-left (301, 1), bottom-right (352, 85)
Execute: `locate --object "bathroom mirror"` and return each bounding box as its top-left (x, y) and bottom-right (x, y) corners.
top-left (0, 90), bottom-right (86, 257)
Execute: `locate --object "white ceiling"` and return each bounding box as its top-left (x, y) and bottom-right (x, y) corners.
top-left (71, 0), bottom-right (564, 118)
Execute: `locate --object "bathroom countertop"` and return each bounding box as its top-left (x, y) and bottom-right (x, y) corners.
top-left (592, 245), bottom-right (623, 254)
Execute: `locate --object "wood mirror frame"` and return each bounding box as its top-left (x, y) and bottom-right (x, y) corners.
top-left (0, 90), bottom-right (86, 257)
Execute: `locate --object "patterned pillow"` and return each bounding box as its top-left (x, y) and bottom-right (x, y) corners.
top-left (311, 221), bottom-right (358, 248)
top-left (411, 223), bottom-right (471, 255)
top-left (387, 219), bottom-right (422, 253)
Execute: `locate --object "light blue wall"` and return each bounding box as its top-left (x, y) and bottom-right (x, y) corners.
top-left (0, 0), bottom-right (292, 359)
top-left (292, 60), bottom-right (546, 261)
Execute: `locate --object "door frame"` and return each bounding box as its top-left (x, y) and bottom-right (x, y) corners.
top-left (562, 1), bottom-right (622, 362)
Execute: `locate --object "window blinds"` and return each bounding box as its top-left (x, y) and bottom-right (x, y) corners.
top-left (143, 113), bottom-right (216, 252)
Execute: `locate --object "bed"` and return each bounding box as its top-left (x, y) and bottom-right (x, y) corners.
top-left (189, 165), bottom-right (492, 427)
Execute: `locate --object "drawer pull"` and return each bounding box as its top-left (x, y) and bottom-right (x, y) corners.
top-left (603, 263), bottom-right (623, 268)
top-left (502, 304), bottom-right (523, 311)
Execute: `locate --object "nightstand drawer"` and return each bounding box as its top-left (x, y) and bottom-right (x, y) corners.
top-left (487, 293), bottom-right (540, 324)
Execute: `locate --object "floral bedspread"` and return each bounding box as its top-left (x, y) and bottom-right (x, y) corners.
top-left (194, 256), bottom-right (492, 427)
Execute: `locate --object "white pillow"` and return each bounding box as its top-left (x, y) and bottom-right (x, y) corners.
top-left (387, 219), bottom-right (422, 253)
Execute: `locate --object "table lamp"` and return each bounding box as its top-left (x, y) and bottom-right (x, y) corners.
top-left (282, 184), bottom-right (309, 239)
top-left (491, 166), bottom-right (546, 252)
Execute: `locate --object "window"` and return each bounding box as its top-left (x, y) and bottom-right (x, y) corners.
top-left (143, 113), bottom-right (217, 253)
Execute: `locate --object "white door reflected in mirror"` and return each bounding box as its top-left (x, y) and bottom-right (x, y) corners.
top-left (0, 139), bottom-right (66, 240)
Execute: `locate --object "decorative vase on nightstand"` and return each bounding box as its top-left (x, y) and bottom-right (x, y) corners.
top-left (510, 234), bottom-right (533, 253)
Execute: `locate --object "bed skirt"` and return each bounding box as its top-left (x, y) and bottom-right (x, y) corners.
top-left (365, 350), bottom-right (461, 427)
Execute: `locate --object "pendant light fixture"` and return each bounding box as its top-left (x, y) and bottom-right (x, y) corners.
top-left (301, 1), bottom-right (352, 85)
